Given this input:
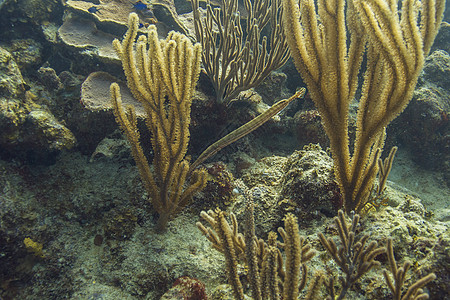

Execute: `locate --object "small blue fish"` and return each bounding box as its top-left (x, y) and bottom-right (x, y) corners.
top-left (133, 1), bottom-right (148, 10)
top-left (88, 6), bottom-right (101, 13)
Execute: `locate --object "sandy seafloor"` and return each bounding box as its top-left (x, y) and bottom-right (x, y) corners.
top-left (389, 149), bottom-right (449, 222)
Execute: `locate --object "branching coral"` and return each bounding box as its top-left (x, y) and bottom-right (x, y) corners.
top-left (318, 210), bottom-right (385, 299)
top-left (281, 0), bottom-right (446, 213)
top-left (383, 239), bottom-right (436, 300)
top-left (197, 194), bottom-right (315, 299)
top-left (191, 0), bottom-right (290, 104)
top-left (111, 13), bottom-right (207, 232)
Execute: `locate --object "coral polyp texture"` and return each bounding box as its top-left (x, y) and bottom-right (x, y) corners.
top-left (110, 13), bottom-right (207, 232)
top-left (281, 0), bottom-right (445, 213)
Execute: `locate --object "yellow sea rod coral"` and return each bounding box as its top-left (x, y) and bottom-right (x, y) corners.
top-left (110, 13), bottom-right (207, 232)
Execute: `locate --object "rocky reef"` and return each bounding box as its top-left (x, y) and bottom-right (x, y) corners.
top-left (0, 0), bottom-right (448, 299)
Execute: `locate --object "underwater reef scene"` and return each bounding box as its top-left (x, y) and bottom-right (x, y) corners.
top-left (0, 0), bottom-right (449, 299)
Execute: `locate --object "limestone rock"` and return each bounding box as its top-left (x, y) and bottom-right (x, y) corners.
top-left (0, 47), bottom-right (25, 98)
top-left (1, 39), bottom-right (42, 71)
top-left (0, 47), bottom-right (75, 157)
top-left (389, 50), bottom-right (449, 172)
